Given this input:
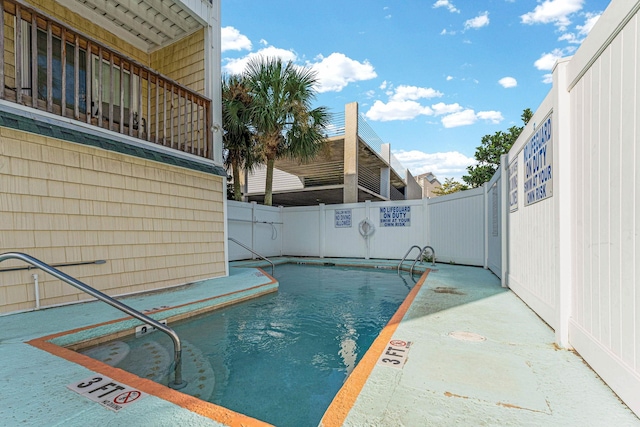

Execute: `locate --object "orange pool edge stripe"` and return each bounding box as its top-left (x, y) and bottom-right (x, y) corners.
top-left (319, 269), bottom-right (430, 427)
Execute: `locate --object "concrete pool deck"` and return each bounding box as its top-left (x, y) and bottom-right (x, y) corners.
top-left (0, 258), bottom-right (638, 426)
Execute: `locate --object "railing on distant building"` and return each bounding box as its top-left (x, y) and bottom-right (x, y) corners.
top-left (0, 0), bottom-right (213, 159)
top-left (389, 152), bottom-right (407, 181)
top-left (390, 186), bottom-right (405, 201)
top-left (357, 114), bottom-right (384, 155)
top-left (325, 111), bottom-right (345, 138)
top-left (358, 164), bottom-right (381, 195)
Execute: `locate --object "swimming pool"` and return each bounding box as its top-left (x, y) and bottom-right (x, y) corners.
top-left (80, 263), bottom-right (416, 426)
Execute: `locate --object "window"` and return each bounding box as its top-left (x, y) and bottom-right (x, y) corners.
top-left (91, 55), bottom-right (140, 121)
top-left (20, 21), bottom-right (88, 113)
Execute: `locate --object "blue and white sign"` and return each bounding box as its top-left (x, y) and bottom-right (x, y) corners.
top-left (380, 206), bottom-right (411, 227)
top-left (523, 116), bottom-right (553, 206)
top-left (334, 209), bottom-right (352, 228)
top-left (509, 159), bottom-right (518, 212)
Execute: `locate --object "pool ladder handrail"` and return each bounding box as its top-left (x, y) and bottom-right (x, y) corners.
top-left (397, 245), bottom-right (423, 274)
top-left (410, 246), bottom-right (436, 276)
top-left (0, 252), bottom-right (186, 390)
top-left (228, 237), bottom-right (275, 276)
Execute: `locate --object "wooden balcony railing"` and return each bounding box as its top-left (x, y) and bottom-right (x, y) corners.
top-left (0, 0), bottom-right (213, 159)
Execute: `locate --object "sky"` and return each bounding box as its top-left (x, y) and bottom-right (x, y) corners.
top-left (220, 0), bottom-right (610, 182)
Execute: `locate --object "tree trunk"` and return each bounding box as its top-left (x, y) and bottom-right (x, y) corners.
top-left (264, 156), bottom-right (275, 206)
top-left (232, 160), bottom-right (242, 201)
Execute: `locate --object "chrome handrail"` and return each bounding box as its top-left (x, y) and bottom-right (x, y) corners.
top-left (410, 246), bottom-right (436, 276)
top-left (397, 245), bottom-right (422, 274)
top-left (0, 252), bottom-right (186, 389)
top-left (228, 238), bottom-right (275, 276)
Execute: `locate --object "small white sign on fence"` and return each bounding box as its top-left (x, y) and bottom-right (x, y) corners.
top-left (334, 209), bottom-right (352, 228)
top-left (509, 159), bottom-right (518, 212)
top-left (380, 206), bottom-right (411, 227)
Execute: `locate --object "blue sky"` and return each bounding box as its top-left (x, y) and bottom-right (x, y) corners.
top-left (221, 0), bottom-right (609, 181)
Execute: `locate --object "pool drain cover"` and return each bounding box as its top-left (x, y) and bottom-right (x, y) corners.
top-left (449, 331), bottom-right (486, 342)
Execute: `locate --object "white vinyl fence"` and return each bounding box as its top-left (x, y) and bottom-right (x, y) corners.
top-left (501, 0), bottom-right (640, 417)
top-left (228, 191), bottom-right (494, 266)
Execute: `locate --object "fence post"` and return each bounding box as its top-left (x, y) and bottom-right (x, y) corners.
top-left (279, 205), bottom-right (284, 257)
top-left (319, 204), bottom-right (326, 258)
top-left (500, 154), bottom-right (509, 288)
top-left (250, 201), bottom-right (257, 259)
top-left (483, 182), bottom-right (489, 269)
top-left (554, 59), bottom-right (573, 348)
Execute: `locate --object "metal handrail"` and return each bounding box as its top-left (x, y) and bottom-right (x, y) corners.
top-left (397, 245), bottom-right (422, 274)
top-left (0, 259), bottom-right (106, 272)
top-left (410, 246), bottom-right (436, 276)
top-left (0, 252), bottom-right (186, 389)
top-left (228, 238), bottom-right (275, 276)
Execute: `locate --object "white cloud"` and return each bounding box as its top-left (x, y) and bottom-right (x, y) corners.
top-left (578, 12), bottom-right (601, 35)
top-left (221, 27), bottom-right (252, 52)
top-left (520, 0), bottom-right (584, 30)
top-left (498, 77), bottom-right (517, 88)
top-left (433, 0), bottom-right (459, 13)
top-left (440, 109), bottom-right (503, 128)
top-left (441, 109), bottom-right (478, 127)
top-left (446, 75), bottom-right (454, 81)
top-left (431, 102), bottom-right (463, 116)
top-left (364, 85), bottom-right (444, 121)
top-left (365, 100), bottom-right (433, 121)
top-left (379, 80), bottom-right (388, 90)
top-left (392, 150), bottom-right (476, 180)
top-left (477, 111), bottom-right (504, 123)
top-left (390, 85), bottom-right (443, 102)
top-left (534, 48), bottom-right (564, 71)
top-left (222, 46), bottom-right (297, 75)
top-left (560, 12), bottom-right (601, 44)
top-left (464, 12), bottom-right (490, 30)
top-left (223, 49), bottom-right (376, 93)
top-left (310, 53), bottom-right (377, 93)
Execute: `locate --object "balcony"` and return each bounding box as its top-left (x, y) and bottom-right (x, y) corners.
top-left (0, 0), bottom-right (213, 160)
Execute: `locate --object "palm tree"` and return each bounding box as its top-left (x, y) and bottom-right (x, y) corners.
top-left (244, 57), bottom-right (330, 206)
top-left (221, 74), bottom-right (261, 201)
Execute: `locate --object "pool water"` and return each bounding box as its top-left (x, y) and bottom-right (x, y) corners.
top-left (86, 264), bottom-right (414, 426)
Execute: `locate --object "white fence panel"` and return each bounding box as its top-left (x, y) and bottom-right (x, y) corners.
top-left (368, 199), bottom-right (428, 260)
top-left (252, 204), bottom-right (283, 258)
top-left (227, 201), bottom-right (282, 260)
top-left (564, 0), bottom-right (640, 416)
top-left (322, 203), bottom-right (370, 258)
top-left (428, 188), bottom-right (485, 266)
top-left (282, 206), bottom-right (321, 257)
top-left (506, 96), bottom-right (558, 329)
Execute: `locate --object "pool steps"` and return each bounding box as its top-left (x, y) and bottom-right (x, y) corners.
top-left (83, 338), bottom-right (216, 401)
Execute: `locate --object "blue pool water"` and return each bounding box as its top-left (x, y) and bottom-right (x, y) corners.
top-left (85, 264), bottom-right (414, 426)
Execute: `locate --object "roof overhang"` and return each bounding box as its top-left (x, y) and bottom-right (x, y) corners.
top-left (54, 0), bottom-right (209, 53)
